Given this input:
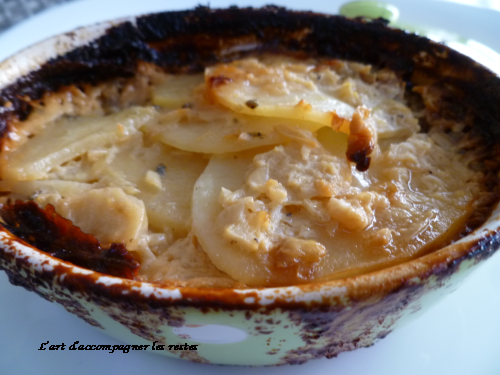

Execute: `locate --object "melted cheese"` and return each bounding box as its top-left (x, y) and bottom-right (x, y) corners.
top-left (193, 133), bottom-right (479, 286)
top-left (0, 55), bottom-right (486, 287)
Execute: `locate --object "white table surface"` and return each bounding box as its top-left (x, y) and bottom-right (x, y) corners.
top-left (1, 1), bottom-right (500, 374)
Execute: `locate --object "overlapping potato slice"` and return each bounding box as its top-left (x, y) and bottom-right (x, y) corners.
top-left (147, 56), bottom-right (411, 155)
top-left (1, 107), bottom-right (158, 181)
top-left (193, 126), bottom-right (482, 286)
top-left (0, 180), bottom-right (148, 250)
top-left (152, 74), bottom-right (205, 108)
top-left (192, 144), bottom-right (361, 286)
top-left (192, 152), bottom-right (272, 285)
top-left (315, 126), bottom-right (349, 157)
top-left (34, 187), bottom-right (148, 250)
top-left (151, 116), bottom-right (287, 153)
top-left (205, 57), bottom-right (354, 133)
top-left (192, 139), bottom-right (359, 286)
top-left (1, 54), bottom-right (483, 288)
top-left (146, 100), bottom-right (331, 153)
top-left (97, 134), bottom-right (208, 235)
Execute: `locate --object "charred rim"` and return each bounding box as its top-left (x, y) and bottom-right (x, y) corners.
top-left (0, 6), bottom-right (500, 308)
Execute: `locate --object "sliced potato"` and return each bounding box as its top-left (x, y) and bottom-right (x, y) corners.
top-left (153, 120), bottom-right (288, 154)
top-left (0, 180), bottom-right (95, 199)
top-left (99, 134), bottom-right (208, 235)
top-left (192, 145), bottom-right (352, 286)
top-left (316, 126), bottom-right (348, 157)
top-left (205, 58), bottom-right (353, 133)
top-left (146, 98), bottom-right (337, 153)
top-left (34, 187), bottom-right (148, 250)
top-left (192, 153), bottom-right (273, 285)
top-left (194, 142), bottom-right (438, 287)
top-left (1, 107), bottom-right (158, 181)
top-left (152, 74), bottom-right (205, 108)
top-left (0, 53), bottom-right (478, 289)
top-left (147, 107), bottom-right (287, 154)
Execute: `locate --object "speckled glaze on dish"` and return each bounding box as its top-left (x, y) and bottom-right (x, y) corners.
top-left (1, 6), bottom-right (500, 366)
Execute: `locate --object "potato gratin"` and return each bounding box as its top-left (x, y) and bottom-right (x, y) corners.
top-left (0, 56), bottom-right (493, 287)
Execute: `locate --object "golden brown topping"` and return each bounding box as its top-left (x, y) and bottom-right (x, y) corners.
top-left (346, 106), bottom-right (375, 171)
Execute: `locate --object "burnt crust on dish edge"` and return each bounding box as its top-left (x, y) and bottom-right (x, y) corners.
top-left (1, 6), bottom-right (500, 364)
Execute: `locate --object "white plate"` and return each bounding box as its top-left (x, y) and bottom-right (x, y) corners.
top-left (1, 1), bottom-right (500, 374)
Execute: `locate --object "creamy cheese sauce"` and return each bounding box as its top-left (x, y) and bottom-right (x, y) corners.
top-left (0, 56), bottom-right (488, 287)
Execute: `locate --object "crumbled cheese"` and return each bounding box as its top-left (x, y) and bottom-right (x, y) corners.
top-left (144, 170), bottom-right (163, 191)
top-left (274, 237), bottom-right (326, 268)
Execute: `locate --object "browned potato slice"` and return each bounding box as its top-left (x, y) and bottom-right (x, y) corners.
top-left (205, 57), bottom-right (353, 133)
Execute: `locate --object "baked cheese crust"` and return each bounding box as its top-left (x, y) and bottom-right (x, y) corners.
top-left (0, 56), bottom-right (490, 287)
